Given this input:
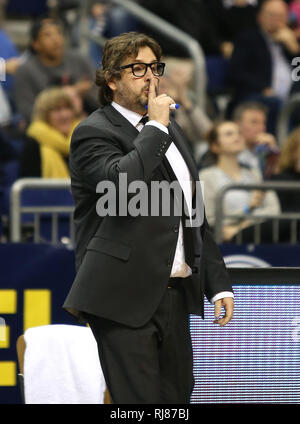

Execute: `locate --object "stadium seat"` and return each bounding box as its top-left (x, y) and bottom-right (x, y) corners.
top-left (205, 55), bottom-right (231, 117)
top-left (206, 55), bottom-right (230, 95)
top-left (6, 0), bottom-right (48, 17)
top-left (18, 186), bottom-right (74, 243)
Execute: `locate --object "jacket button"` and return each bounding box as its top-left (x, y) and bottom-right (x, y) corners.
top-left (174, 225), bottom-right (179, 233)
top-left (167, 259), bottom-right (172, 267)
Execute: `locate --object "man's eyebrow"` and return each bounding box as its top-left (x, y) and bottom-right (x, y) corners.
top-left (132, 59), bottom-right (158, 63)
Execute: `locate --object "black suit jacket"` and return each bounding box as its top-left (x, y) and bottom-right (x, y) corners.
top-left (63, 105), bottom-right (233, 327)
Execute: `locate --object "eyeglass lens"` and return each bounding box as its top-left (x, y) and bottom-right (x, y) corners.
top-left (132, 63), bottom-right (164, 77)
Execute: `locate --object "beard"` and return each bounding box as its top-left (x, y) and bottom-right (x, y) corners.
top-left (114, 80), bottom-right (159, 113)
top-left (117, 85), bottom-right (147, 112)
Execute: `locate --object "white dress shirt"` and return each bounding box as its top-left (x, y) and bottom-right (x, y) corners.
top-left (111, 101), bottom-right (234, 304)
top-left (263, 32), bottom-right (292, 101)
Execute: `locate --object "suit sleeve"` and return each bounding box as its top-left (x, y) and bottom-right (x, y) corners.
top-left (70, 124), bottom-right (172, 192)
top-left (202, 221), bottom-right (234, 301)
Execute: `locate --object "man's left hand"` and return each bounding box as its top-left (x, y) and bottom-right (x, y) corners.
top-left (213, 297), bottom-right (234, 327)
top-left (272, 27), bottom-right (300, 55)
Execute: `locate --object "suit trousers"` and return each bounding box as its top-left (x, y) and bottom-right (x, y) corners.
top-left (85, 279), bottom-right (195, 404)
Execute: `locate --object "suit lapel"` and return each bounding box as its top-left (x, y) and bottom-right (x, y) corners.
top-left (168, 121), bottom-right (199, 184)
top-left (102, 105), bottom-right (204, 234)
top-left (102, 104), bottom-right (139, 141)
top-left (168, 120), bottom-right (204, 227)
top-left (102, 105), bottom-right (199, 187)
top-left (155, 120), bottom-right (200, 185)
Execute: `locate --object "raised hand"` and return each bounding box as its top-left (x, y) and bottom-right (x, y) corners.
top-left (147, 76), bottom-right (175, 127)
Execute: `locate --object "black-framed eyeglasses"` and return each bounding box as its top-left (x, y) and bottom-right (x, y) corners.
top-left (118, 61), bottom-right (165, 77)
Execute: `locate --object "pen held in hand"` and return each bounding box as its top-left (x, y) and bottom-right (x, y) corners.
top-left (145, 103), bottom-right (180, 111)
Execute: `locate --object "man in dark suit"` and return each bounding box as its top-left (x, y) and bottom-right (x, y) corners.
top-left (63, 32), bottom-right (234, 404)
top-left (227, 0), bottom-right (300, 133)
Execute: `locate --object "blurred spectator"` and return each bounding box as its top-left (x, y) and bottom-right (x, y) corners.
top-left (62, 85), bottom-right (87, 120)
top-left (88, 1), bottom-right (108, 67)
top-left (88, 1), bottom-right (140, 67)
top-left (289, 0), bottom-right (300, 37)
top-left (48, 0), bottom-right (81, 47)
top-left (270, 126), bottom-right (300, 211)
top-left (227, 0), bottom-right (300, 134)
top-left (0, 85), bottom-right (12, 126)
top-left (199, 121), bottom-right (281, 241)
top-left (139, 0), bottom-right (224, 57)
top-left (289, 0), bottom-right (300, 105)
top-left (234, 101), bottom-right (280, 177)
top-left (159, 61), bottom-right (212, 152)
top-left (0, 28), bottom-right (22, 123)
top-left (19, 87), bottom-right (80, 178)
top-left (206, 0), bottom-right (262, 59)
top-left (198, 101), bottom-right (280, 176)
top-left (14, 17), bottom-right (97, 124)
top-left (0, 29), bottom-right (21, 94)
top-left (0, 129), bottom-right (16, 185)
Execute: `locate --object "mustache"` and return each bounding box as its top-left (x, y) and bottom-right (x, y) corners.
top-left (143, 82), bottom-right (159, 96)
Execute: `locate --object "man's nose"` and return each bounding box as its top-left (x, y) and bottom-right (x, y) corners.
top-left (144, 66), bottom-right (153, 79)
top-left (145, 72), bottom-right (159, 88)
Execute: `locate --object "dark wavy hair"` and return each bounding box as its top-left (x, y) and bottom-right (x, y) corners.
top-left (95, 32), bottom-right (162, 106)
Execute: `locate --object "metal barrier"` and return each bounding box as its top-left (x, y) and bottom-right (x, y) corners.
top-left (11, 179), bottom-right (300, 246)
top-left (10, 178), bottom-right (74, 244)
top-left (79, 0), bottom-right (207, 109)
top-left (214, 181), bottom-right (300, 244)
top-left (276, 93), bottom-right (300, 146)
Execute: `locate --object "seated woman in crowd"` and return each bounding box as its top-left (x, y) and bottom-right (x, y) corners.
top-left (20, 87), bottom-right (80, 178)
top-left (199, 121), bottom-right (281, 242)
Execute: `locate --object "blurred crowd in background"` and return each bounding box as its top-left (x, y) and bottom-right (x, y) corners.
top-left (1, 0), bottom-right (300, 243)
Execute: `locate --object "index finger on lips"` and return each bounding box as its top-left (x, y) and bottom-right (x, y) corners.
top-left (148, 77), bottom-right (156, 100)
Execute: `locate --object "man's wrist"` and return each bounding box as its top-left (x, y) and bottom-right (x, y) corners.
top-left (210, 291), bottom-right (234, 304)
top-left (145, 120), bottom-right (169, 135)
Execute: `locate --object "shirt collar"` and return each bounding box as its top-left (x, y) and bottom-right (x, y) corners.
top-left (111, 101), bottom-right (146, 128)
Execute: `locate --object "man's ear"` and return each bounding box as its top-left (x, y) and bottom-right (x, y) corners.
top-left (107, 78), bottom-right (117, 92)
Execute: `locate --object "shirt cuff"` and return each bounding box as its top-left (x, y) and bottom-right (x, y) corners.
top-left (145, 120), bottom-right (169, 135)
top-left (210, 291), bottom-right (234, 304)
